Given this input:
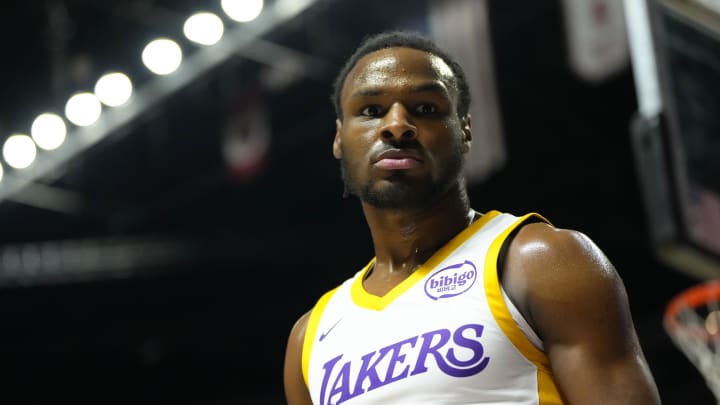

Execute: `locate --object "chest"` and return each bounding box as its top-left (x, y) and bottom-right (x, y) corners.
top-left (307, 269), bottom-right (535, 405)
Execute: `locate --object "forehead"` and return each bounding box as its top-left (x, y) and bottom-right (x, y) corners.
top-left (341, 47), bottom-right (455, 99)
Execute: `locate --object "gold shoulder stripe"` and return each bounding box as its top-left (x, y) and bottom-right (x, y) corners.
top-left (301, 286), bottom-right (340, 387)
top-left (484, 212), bottom-right (550, 368)
top-left (483, 212), bottom-right (565, 404)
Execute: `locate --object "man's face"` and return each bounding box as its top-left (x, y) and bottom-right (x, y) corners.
top-left (334, 47), bottom-right (471, 209)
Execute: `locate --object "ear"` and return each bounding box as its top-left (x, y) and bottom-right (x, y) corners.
top-left (332, 119), bottom-right (343, 159)
top-left (461, 114), bottom-right (472, 153)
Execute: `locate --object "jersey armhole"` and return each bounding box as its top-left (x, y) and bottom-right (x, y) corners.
top-left (500, 283), bottom-right (544, 350)
top-left (495, 213), bottom-right (550, 337)
top-left (484, 212), bottom-right (552, 369)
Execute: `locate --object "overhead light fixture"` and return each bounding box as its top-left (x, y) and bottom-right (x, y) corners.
top-left (31, 113), bottom-right (67, 150)
top-left (0, 161), bottom-right (3, 182)
top-left (65, 92), bottom-right (102, 127)
top-left (221, 0), bottom-right (263, 22)
top-left (142, 38), bottom-right (183, 75)
top-left (94, 72), bottom-right (133, 107)
top-left (184, 12), bottom-right (225, 45)
top-left (275, 0), bottom-right (313, 17)
top-left (3, 134), bottom-right (37, 170)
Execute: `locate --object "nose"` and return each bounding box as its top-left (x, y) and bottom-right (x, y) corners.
top-left (380, 103), bottom-right (417, 141)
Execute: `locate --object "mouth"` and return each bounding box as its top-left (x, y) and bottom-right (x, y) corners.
top-left (373, 149), bottom-right (423, 170)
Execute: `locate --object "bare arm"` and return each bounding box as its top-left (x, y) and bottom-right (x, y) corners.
top-left (284, 310), bottom-right (314, 405)
top-left (503, 222), bottom-right (661, 405)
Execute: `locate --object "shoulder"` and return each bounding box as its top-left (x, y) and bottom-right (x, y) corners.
top-left (288, 309), bottom-right (313, 352)
top-left (500, 221), bottom-right (661, 404)
top-left (507, 221), bottom-right (615, 280)
top-left (285, 309), bottom-right (313, 378)
top-left (284, 309), bottom-right (314, 404)
top-left (502, 221), bottom-right (625, 332)
top-left (289, 284), bottom-right (344, 344)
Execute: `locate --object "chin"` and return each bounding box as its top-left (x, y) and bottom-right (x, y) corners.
top-left (362, 181), bottom-right (439, 209)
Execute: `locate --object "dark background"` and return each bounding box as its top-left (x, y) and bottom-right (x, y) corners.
top-left (0, 0), bottom-right (715, 403)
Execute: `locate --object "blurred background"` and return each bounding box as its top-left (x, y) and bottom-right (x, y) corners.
top-left (0, 0), bottom-right (718, 403)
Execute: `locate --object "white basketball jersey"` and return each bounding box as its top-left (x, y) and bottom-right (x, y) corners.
top-left (302, 210), bottom-right (565, 405)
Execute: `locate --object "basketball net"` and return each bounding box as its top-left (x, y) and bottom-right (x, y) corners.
top-left (664, 280), bottom-right (720, 403)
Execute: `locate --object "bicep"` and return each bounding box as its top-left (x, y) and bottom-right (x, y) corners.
top-left (539, 269), bottom-right (658, 405)
top-left (284, 310), bottom-right (313, 405)
top-left (508, 225), bottom-right (660, 405)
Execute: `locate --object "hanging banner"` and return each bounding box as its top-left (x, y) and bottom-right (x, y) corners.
top-left (221, 89), bottom-right (271, 182)
top-left (562, 0), bottom-right (630, 83)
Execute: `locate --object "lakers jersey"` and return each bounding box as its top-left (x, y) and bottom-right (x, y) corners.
top-left (302, 210), bottom-right (566, 405)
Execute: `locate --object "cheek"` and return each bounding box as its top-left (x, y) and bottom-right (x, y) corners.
top-left (339, 139), bottom-right (371, 175)
top-left (425, 133), bottom-right (465, 170)
top-left (341, 126), bottom-right (374, 155)
top-left (426, 123), bottom-right (463, 151)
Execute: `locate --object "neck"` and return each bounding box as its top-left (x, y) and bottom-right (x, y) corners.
top-left (361, 184), bottom-right (473, 279)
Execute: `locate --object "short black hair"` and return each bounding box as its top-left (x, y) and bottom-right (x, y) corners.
top-left (331, 30), bottom-right (471, 120)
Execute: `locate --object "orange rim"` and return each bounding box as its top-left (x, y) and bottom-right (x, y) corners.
top-left (664, 280), bottom-right (720, 334)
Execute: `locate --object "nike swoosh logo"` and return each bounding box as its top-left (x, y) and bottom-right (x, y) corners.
top-left (319, 318), bottom-right (342, 342)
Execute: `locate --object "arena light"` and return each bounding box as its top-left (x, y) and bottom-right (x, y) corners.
top-left (94, 72), bottom-right (133, 107)
top-left (0, 162), bottom-right (3, 182)
top-left (221, 0), bottom-right (263, 22)
top-left (184, 12), bottom-right (224, 45)
top-left (65, 92), bottom-right (102, 127)
top-left (31, 113), bottom-right (67, 150)
top-left (3, 134), bottom-right (37, 170)
top-left (274, 0), bottom-right (313, 17)
top-left (142, 38), bottom-right (183, 75)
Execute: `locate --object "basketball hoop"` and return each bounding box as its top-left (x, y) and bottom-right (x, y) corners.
top-left (664, 279), bottom-right (720, 403)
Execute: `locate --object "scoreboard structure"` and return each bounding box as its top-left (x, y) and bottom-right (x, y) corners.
top-left (627, 0), bottom-right (720, 279)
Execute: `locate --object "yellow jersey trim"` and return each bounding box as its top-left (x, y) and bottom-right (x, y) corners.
top-left (350, 210), bottom-right (502, 311)
top-left (301, 286), bottom-right (339, 387)
top-left (483, 212), bottom-right (565, 404)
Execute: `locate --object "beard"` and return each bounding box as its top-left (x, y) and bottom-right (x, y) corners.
top-left (340, 140), bottom-right (465, 209)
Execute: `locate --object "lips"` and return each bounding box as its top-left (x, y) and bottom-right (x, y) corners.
top-left (373, 149), bottom-right (423, 170)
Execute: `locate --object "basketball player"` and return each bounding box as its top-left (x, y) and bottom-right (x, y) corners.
top-left (283, 31), bottom-right (661, 404)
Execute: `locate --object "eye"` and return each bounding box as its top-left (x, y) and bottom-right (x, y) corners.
top-left (415, 103), bottom-right (437, 115)
top-left (360, 105), bottom-right (382, 117)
